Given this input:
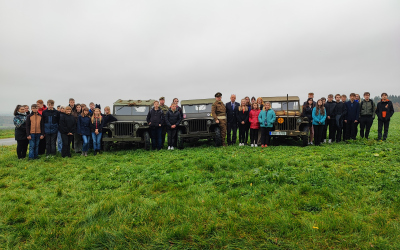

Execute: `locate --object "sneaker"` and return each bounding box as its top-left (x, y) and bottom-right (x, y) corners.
top-left (81, 152), bottom-right (84, 156)
top-left (171, 146), bottom-right (174, 150)
top-left (261, 145), bottom-right (264, 148)
top-left (310, 142), bottom-right (313, 145)
top-left (168, 146), bottom-right (171, 150)
top-left (328, 139), bottom-right (332, 143)
top-left (84, 152), bottom-right (88, 157)
top-left (323, 139), bottom-right (327, 143)
top-left (251, 144), bottom-right (254, 147)
top-left (255, 144), bottom-right (258, 147)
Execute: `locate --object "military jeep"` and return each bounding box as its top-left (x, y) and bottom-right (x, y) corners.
top-left (102, 99), bottom-right (155, 151)
top-left (261, 95), bottom-right (309, 146)
top-left (176, 98), bottom-right (222, 149)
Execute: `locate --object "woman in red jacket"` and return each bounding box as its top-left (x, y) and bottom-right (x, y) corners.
top-left (249, 102), bottom-right (261, 147)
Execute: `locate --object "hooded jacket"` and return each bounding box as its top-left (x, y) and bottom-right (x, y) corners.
top-left (165, 109), bottom-right (182, 127)
top-left (312, 107), bottom-right (327, 126)
top-left (38, 105), bottom-right (47, 115)
top-left (258, 108), bottom-right (276, 128)
top-left (14, 112), bottom-right (28, 140)
top-left (249, 109), bottom-right (261, 129)
top-left (59, 113), bottom-right (76, 135)
top-left (376, 99), bottom-right (394, 121)
top-left (42, 109), bottom-right (60, 134)
top-left (146, 108), bottom-right (165, 128)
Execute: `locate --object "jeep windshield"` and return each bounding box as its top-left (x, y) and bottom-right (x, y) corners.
top-left (270, 101), bottom-right (299, 111)
top-left (115, 106), bottom-right (150, 115)
top-left (182, 104), bottom-right (212, 114)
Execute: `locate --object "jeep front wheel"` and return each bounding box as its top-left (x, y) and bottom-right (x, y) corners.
top-left (214, 127), bottom-right (222, 147)
top-left (177, 130), bottom-right (184, 149)
top-left (143, 131), bottom-right (151, 150)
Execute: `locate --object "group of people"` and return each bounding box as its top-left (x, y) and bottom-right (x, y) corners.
top-left (13, 98), bottom-right (117, 159)
top-left (12, 91), bottom-right (395, 159)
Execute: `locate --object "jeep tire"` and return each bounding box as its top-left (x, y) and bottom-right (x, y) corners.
top-left (143, 131), bottom-right (151, 150)
top-left (214, 127), bottom-right (222, 147)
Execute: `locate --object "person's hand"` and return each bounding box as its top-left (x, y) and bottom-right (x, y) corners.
top-left (241, 121), bottom-right (244, 124)
top-left (159, 124), bottom-right (161, 127)
top-left (354, 120), bottom-right (358, 123)
top-left (27, 135), bottom-right (31, 140)
top-left (149, 122), bottom-right (151, 125)
top-left (171, 125), bottom-right (176, 129)
top-left (327, 116), bottom-right (330, 119)
top-left (344, 120), bottom-right (347, 123)
top-left (319, 122), bottom-right (321, 125)
top-left (216, 120), bottom-right (219, 124)
top-left (40, 135), bottom-right (44, 139)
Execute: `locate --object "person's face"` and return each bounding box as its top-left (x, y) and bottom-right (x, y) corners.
top-left (335, 96), bottom-right (340, 102)
top-left (47, 103), bottom-right (54, 110)
top-left (382, 94), bottom-right (388, 101)
top-left (241, 100), bottom-right (246, 106)
top-left (57, 107), bottom-right (60, 111)
top-left (66, 109), bottom-right (72, 115)
top-left (154, 102), bottom-right (159, 109)
top-left (328, 96), bottom-right (333, 102)
top-left (318, 100), bottom-right (323, 106)
top-left (60, 108), bottom-right (65, 113)
top-left (173, 99), bottom-right (179, 105)
top-left (19, 107), bottom-right (25, 113)
top-left (265, 103), bottom-right (271, 110)
top-left (230, 95), bottom-right (236, 103)
top-left (350, 95), bottom-right (355, 101)
top-left (69, 100), bottom-right (75, 106)
top-left (24, 106), bottom-right (29, 112)
top-left (84, 110), bottom-right (89, 115)
top-left (90, 104), bottom-right (95, 110)
top-left (31, 107), bottom-right (38, 113)
top-left (171, 104), bottom-right (176, 111)
top-left (160, 99), bottom-right (165, 105)
top-left (364, 94), bottom-right (370, 101)
top-left (341, 96), bottom-right (346, 102)
top-left (308, 94), bottom-right (314, 99)
top-left (104, 108), bottom-right (110, 114)
top-left (355, 95), bottom-right (360, 100)
top-left (216, 96), bottom-right (222, 102)
top-left (252, 103), bottom-right (258, 110)
top-left (94, 109), bottom-right (100, 116)
top-left (308, 99), bottom-right (313, 105)
top-left (76, 105), bottom-right (81, 112)
top-left (322, 99), bottom-right (326, 105)
top-left (251, 99), bottom-right (256, 104)
top-left (36, 102), bottom-right (43, 108)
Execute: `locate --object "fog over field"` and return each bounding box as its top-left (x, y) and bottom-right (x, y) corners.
top-left (0, 0), bottom-right (399, 114)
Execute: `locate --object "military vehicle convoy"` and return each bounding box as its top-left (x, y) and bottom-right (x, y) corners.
top-left (102, 99), bottom-right (156, 151)
top-left (176, 98), bottom-right (222, 149)
top-left (261, 96), bottom-right (309, 146)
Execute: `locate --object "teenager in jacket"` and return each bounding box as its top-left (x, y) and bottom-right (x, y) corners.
top-left (36, 99), bottom-right (47, 155)
top-left (302, 98), bottom-right (315, 144)
top-left (258, 102), bottom-right (276, 147)
top-left (236, 99), bottom-right (249, 146)
top-left (57, 106), bottom-right (65, 153)
top-left (324, 94), bottom-right (336, 143)
top-left (359, 92), bottom-right (376, 139)
top-left (59, 106), bottom-right (76, 158)
top-left (312, 99), bottom-right (327, 146)
top-left (249, 102), bottom-right (261, 147)
top-left (26, 104), bottom-right (44, 160)
top-left (344, 93), bottom-right (360, 140)
top-left (147, 100), bottom-right (165, 150)
top-left (78, 107), bottom-right (91, 156)
top-left (42, 99), bottom-right (60, 155)
top-left (14, 105), bottom-right (29, 159)
top-left (333, 94), bottom-right (347, 142)
top-left (102, 106), bottom-right (117, 138)
top-left (375, 93), bottom-right (395, 141)
top-left (72, 104), bottom-right (82, 153)
top-left (225, 94), bottom-right (239, 146)
top-left (90, 108), bottom-right (104, 155)
top-left (165, 103), bottom-right (182, 150)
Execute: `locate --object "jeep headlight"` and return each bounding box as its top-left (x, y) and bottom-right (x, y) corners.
top-left (183, 121), bottom-right (189, 126)
top-left (207, 120), bottom-right (212, 126)
top-left (109, 124), bottom-right (114, 130)
top-left (134, 124), bottom-right (140, 130)
top-left (297, 118), bottom-right (302, 123)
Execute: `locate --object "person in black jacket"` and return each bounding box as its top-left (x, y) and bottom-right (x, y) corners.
top-left (42, 99), bottom-right (60, 156)
top-left (165, 103), bottom-right (182, 150)
top-left (302, 98), bottom-right (315, 145)
top-left (236, 99), bottom-right (249, 146)
top-left (102, 106), bottom-right (117, 138)
top-left (59, 106), bottom-right (76, 158)
top-left (375, 93), bottom-right (395, 141)
top-left (333, 94), bottom-right (347, 142)
top-left (13, 105), bottom-right (29, 159)
top-left (344, 93), bottom-right (360, 140)
top-left (147, 101), bottom-right (165, 150)
top-left (225, 94), bottom-right (239, 146)
top-left (324, 94), bottom-right (336, 143)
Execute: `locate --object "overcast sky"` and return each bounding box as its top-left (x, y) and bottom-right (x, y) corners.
top-left (1, 0), bottom-right (399, 114)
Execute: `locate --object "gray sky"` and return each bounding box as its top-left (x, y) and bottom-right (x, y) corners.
top-left (1, 0), bottom-right (399, 114)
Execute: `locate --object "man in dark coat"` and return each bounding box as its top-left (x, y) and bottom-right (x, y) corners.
top-left (344, 93), bottom-right (360, 140)
top-left (225, 94), bottom-right (239, 146)
top-left (375, 93), bottom-right (395, 141)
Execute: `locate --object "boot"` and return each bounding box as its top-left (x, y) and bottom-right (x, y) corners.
top-left (94, 150), bottom-right (97, 156)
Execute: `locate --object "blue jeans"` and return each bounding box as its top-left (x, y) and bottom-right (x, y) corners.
top-left (29, 134), bottom-right (41, 159)
top-left (82, 135), bottom-right (90, 152)
top-left (150, 126), bottom-right (162, 150)
top-left (57, 131), bottom-right (62, 152)
top-left (92, 132), bottom-right (102, 151)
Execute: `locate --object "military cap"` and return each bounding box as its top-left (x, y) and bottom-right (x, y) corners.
top-left (215, 92), bottom-right (222, 97)
top-left (159, 97), bottom-right (165, 100)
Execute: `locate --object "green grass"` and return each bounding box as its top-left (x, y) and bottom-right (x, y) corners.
top-left (1, 114), bottom-right (400, 249)
top-left (0, 129), bottom-right (14, 139)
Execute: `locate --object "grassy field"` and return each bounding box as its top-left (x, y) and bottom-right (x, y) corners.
top-left (0, 114), bottom-right (399, 249)
top-left (0, 129), bottom-right (14, 139)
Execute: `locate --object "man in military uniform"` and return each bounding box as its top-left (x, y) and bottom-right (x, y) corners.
top-left (159, 97), bottom-right (169, 148)
top-left (212, 92), bottom-right (227, 146)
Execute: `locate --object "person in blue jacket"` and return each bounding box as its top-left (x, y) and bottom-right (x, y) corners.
top-left (312, 99), bottom-right (327, 146)
top-left (78, 107), bottom-right (92, 156)
top-left (258, 101), bottom-right (276, 148)
top-left (344, 93), bottom-right (360, 140)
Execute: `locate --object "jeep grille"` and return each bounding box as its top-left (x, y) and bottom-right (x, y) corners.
top-left (114, 123), bottom-right (135, 136)
top-left (188, 119), bottom-right (208, 132)
top-left (275, 117), bottom-right (298, 131)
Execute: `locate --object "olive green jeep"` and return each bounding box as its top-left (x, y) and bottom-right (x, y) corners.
top-left (102, 99), bottom-right (156, 151)
top-left (176, 98), bottom-right (222, 149)
top-left (261, 96), bottom-right (309, 146)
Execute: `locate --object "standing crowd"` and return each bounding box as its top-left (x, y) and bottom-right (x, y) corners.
top-left (13, 92), bottom-right (395, 159)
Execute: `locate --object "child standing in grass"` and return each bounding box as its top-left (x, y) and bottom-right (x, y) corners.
top-left (147, 101), bottom-right (164, 150)
top-left (341, 94), bottom-right (348, 141)
top-left (236, 99), bottom-right (249, 146)
top-left (359, 92), bottom-right (376, 139)
top-left (73, 104), bottom-right (83, 153)
top-left (375, 93), bottom-right (395, 141)
top-left (165, 103), bottom-right (182, 150)
top-left (302, 98), bottom-right (315, 145)
top-left (59, 106), bottom-right (76, 158)
top-left (249, 102), bottom-right (260, 147)
top-left (333, 94), bottom-right (347, 142)
top-left (91, 108), bottom-right (104, 155)
top-left (312, 99), bottom-right (327, 146)
top-left (42, 99), bottom-right (60, 156)
top-left (78, 107), bottom-right (91, 156)
top-left (26, 104), bottom-right (44, 160)
top-left (344, 93), bottom-right (360, 140)
top-left (57, 106), bottom-right (65, 153)
top-left (14, 105), bottom-right (29, 159)
top-left (258, 102), bottom-right (276, 148)
top-left (103, 106), bottom-right (117, 138)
